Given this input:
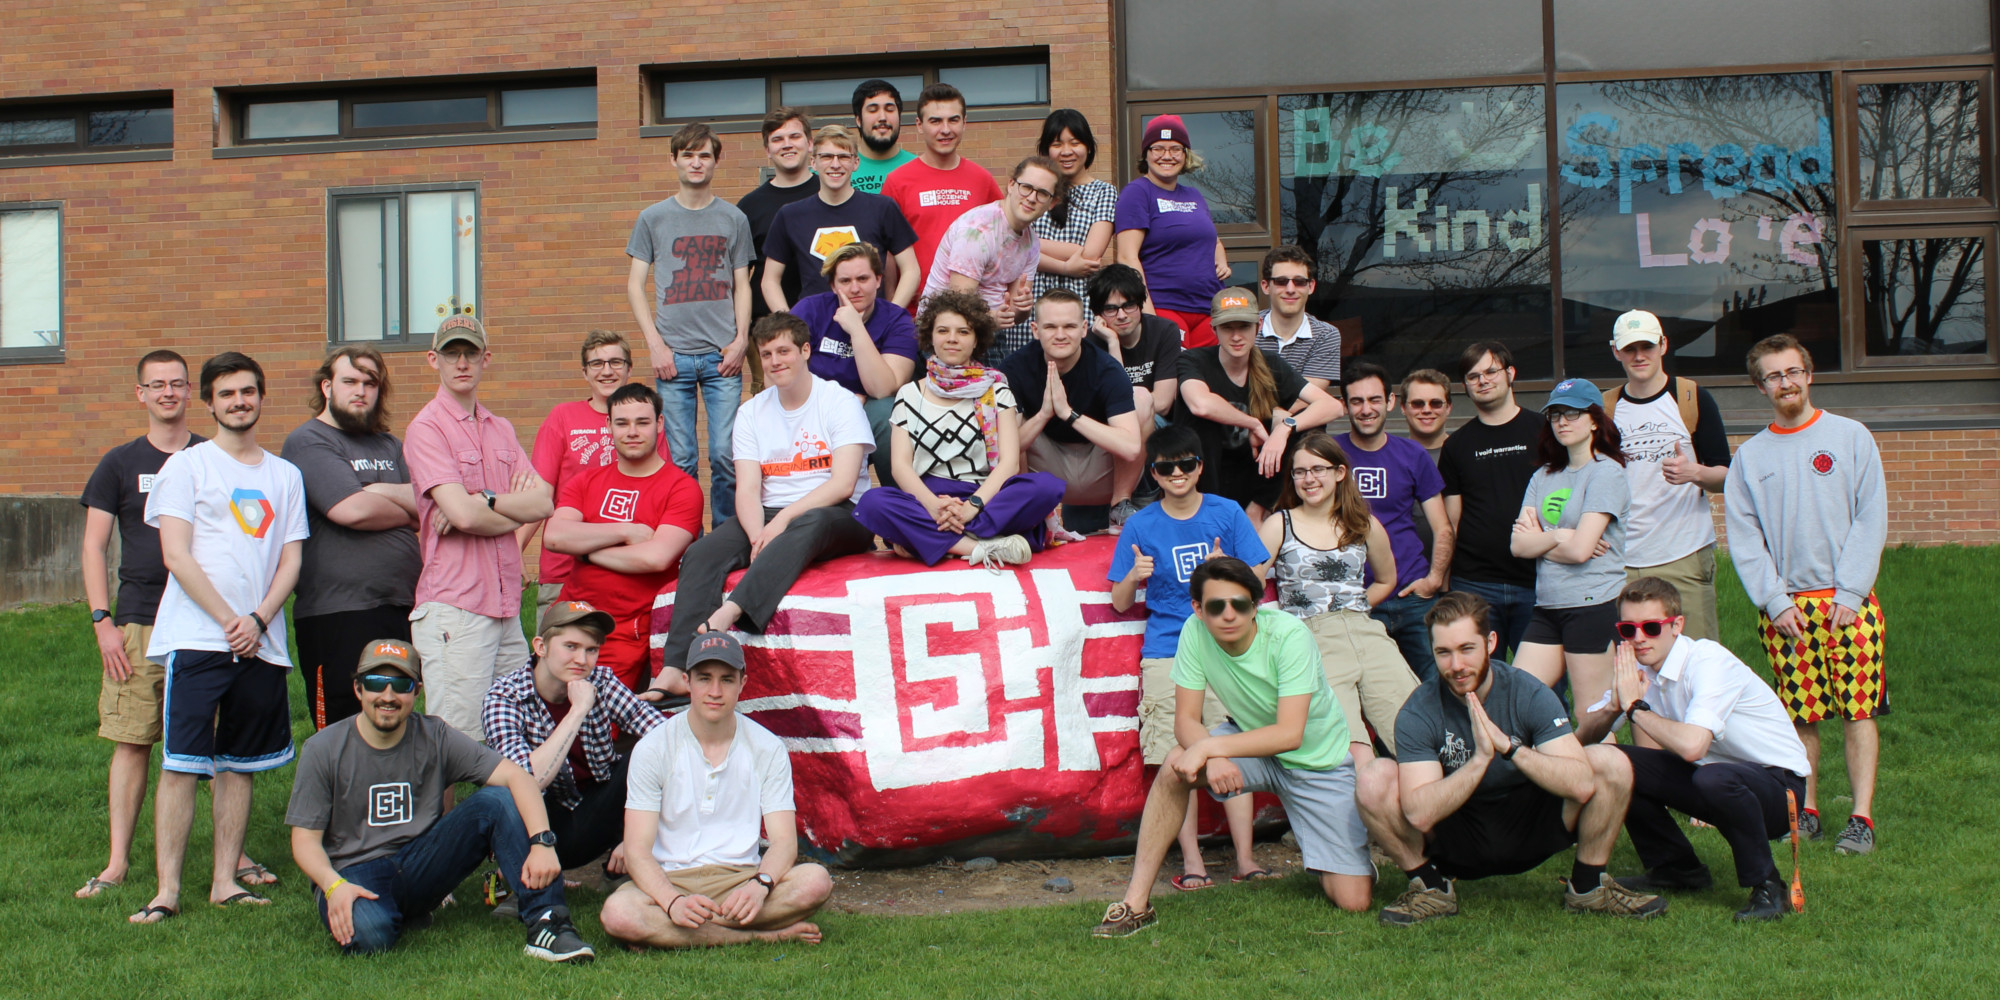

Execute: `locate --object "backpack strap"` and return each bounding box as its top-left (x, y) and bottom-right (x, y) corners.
top-left (1675, 376), bottom-right (1699, 433)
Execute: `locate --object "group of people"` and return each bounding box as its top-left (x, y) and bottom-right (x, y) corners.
top-left (71, 81), bottom-right (1890, 960)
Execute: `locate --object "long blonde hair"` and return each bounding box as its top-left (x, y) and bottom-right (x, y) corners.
top-left (1245, 348), bottom-right (1278, 420)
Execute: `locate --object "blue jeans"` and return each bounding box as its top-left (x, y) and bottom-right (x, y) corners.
top-left (314, 786), bottom-right (565, 955)
top-left (658, 352), bottom-right (741, 523)
top-left (1370, 592), bottom-right (1440, 684)
top-left (1449, 577), bottom-right (1537, 661)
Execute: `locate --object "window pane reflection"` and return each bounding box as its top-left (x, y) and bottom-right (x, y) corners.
top-left (87, 107), bottom-right (172, 146)
top-left (1863, 235), bottom-right (1990, 357)
top-left (1178, 110), bottom-right (1260, 227)
top-left (1857, 80), bottom-right (1985, 202)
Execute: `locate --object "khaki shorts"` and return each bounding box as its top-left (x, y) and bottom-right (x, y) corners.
top-left (98, 623), bottom-right (164, 744)
top-left (534, 582), bottom-right (563, 634)
top-left (408, 602), bottom-right (529, 742)
top-left (1027, 435), bottom-right (1115, 506)
top-left (1139, 657), bottom-right (1230, 765)
top-left (1626, 545), bottom-right (1719, 643)
top-left (1303, 610), bottom-right (1420, 757)
top-left (663, 863), bottom-right (761, 900)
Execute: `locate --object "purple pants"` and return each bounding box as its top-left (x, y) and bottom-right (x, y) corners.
top-left (853, 473), bottom-right (1066, 565)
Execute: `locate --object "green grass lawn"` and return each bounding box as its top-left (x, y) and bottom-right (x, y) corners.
top-left (8, 547), bottom-right (1997, 999)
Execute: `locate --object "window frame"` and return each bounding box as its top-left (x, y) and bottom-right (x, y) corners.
top-left (0, 96), bottom-right (173, 158)
top-left (644, 51), bottom-right (1052, 130)
top-left (1842, 221), bottom-right (2000, 369)
top-left (1843, 67), bottom-right (1995, 216)
top-left (0, 201), bottom-right (65, 366)
top-left (325, 184), bottom-right (482, 351)
top-left (234, 76), bottom-right (596, 146)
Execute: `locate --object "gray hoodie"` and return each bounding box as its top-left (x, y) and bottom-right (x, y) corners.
top-left (1723, 409), bottom-right (1887, 620)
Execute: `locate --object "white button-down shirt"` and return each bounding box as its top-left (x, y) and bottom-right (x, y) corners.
top-left (1638, 636), bottom-right (1811, 776)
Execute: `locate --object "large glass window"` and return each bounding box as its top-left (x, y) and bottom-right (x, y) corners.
top-left (1854, 75), bottom-right (1988, 207)
top-left (1859, 230), bottom-right (1996, 362)
top-left (1555, 74), bottom-right (1839, 380)
top-left (650, 55), bottom-right (1050, 126)
top-left (239, 79), bottom-right (594, 144)
top-left (1278, 86), bottom-right (1552, 381)
top-left (330, 189), bottom-right (477, 345)
top-left (0, 206), bottom-right (62, 357)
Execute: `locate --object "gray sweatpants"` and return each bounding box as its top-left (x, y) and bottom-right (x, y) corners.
top-left (658, 502), bottom-right (874, 671)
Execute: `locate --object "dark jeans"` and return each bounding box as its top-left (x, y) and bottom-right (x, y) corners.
top-left (1369, 592), bottom-right (1440, 684)
top-left (546, 754), bottom-right (631, 870)
top-left (1617, 744), bottom-right (1807, 888)
top-left (661, 502), bottom-right (874, 670)
top-left (1450, 577), bottom-right (1536, 659)
top-left (315, 786), bottom-right (565, 955)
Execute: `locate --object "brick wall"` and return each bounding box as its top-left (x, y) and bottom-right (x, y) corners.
top-left (1709, 427), bottom-right (2000, 550)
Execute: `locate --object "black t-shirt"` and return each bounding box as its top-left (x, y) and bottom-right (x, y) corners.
top-left (80, 433), bottom-right (206, 625)
top-left (1438, 408), bottom-right (1544, 586)
top-left (762, 191), bottom-right (918, 301)
top-left (1395, 660), bottom-right (1575, 804)
top-left (738, 175), bottom-right (821, 320)
top-left (1092, 313), bottom-right (1183, 391)
top-left (1170, 347), bottom-right (1307, 507)
top-left (999, 339), bottom-right (1137, 446)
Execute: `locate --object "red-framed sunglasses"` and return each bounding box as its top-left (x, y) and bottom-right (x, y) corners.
top-left (1615, 617), bottom-right (1681, 640)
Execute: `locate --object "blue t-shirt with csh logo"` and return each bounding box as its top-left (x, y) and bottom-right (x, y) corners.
top-left (1107, 494), bottom-right (1269, 658)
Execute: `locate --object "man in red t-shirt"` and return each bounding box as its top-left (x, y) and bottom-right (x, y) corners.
top-left (543, 383), bottom-right (703, 692)
top-left (882, 82), bottom-right (1002, 314)
top-left (527, 331), bottom-right (666, 629)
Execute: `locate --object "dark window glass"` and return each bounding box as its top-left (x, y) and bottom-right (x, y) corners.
top-left (351, 97), bottom-right (488, 130)
top-left (1279, 86), bottom-right (1553, 381)
top-left (1176, 110), bottom-right (1259, 228)
top-left (1862, 234), bottom-right (1990, 357)
top-left (660, 78), bottom-right (765, 119)
top-left (87, 107), bottom-right (172, 147)
top-left (1856, 80), bottom-right (1985, 203)
top-left (500, 86), bottom-right (595, 127)
top-left (937, 65), bottom-right (1048, 106)
top-left (781, 75), bottom-right (924, 111)
top-left (244, 100), bottom-right (339, 139)
top-left (0, 119), bottom-right (77, 147)
top-left (1555, 74), bottom-right (1839, 379)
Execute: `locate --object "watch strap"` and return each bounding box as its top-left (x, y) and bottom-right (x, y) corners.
top-left (91, 608), bottom-right (112, 623)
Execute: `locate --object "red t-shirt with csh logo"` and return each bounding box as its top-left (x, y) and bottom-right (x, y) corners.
top-left (882, 157), bottom-right (1002, 309)
top-left (532, 400), bottom-right (668, 585)
top-left (554, 459), bottom-right (704, 622)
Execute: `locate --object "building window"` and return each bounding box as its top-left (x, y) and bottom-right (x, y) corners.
top-left (649, 55), bottom-right (1049, 126)
top-left (329, 188), bottom-right (477, 346)
top-left (1554, 74), bottom-right (1840, 380)
top-left (0, 205), bottom-right (62, 359)
top-left (1276, 86), bottom-right (1551, 381)
top-left (1852, 72), bottom-right (1990, 209)
top-left (1849, 227), bottom-right (1998, 365)
top-left (0, 98), bottom-right (171, 156)
top-left (238, 78), bottom-right (594, 144)
top-left (1131, 103), bottom-right (1266, 234)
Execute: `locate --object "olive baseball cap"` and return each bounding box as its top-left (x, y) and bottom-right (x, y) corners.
top-left (541, 600), bottom-right (616, 638)
top-left (355, 637), bottom-right (421, 681)
top-left (1210, 287), bottom-right (1260, 326)
top-left (432, 314), bottom-right (487, 353)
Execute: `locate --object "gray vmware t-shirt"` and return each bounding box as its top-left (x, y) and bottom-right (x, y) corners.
top-left (626, 196), bottom-right (754, 355)
top-left (282, 419), bottom-right (420, 618)
top-left (285, 714), bottom-right (504, 870)
top-left (1395, 660), bottom-right (1575, 804)
top-left (1521, 454), bottom-right (1629, 608)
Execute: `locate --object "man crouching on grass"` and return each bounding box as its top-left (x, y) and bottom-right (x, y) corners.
top-left (1093, 557), bottom-right (1375, 938)
top-left (601, 632), bottom-right (832, 949)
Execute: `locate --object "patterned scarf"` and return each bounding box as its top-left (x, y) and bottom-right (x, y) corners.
top-left (924, 356), bottom-right (1006, 470)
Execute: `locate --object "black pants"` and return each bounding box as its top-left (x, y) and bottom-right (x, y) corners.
top-left (545, 753), bottom-right (632, 871)
top-left (1617, 744), bottom-right (1806, 888)
top-left (661, 502), bottom-right (874, 670)
top-left (295, 605), bottom-right (413, 730)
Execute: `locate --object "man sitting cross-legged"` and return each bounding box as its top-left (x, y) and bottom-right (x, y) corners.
top-left (1574, 576), bottom-right (1811, 921)
top-left (286, 639), bottom-right (595, 961)
top-left (481, 600), bottom-right (666, 905)
top-left (601, 633), bottom-right (833, 949)
top-left (1092, 557), bottom-right (1374, 938)
top-left (1356, 591), bottom-right (1665, 925)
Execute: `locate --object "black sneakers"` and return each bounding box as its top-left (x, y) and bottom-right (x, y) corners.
top-left (1735, 877), bottom-right (1792, 922)
top-left (1614, 862), bottom-right (1715, 893)
top-left (524, 906), bottom-right (595, 964)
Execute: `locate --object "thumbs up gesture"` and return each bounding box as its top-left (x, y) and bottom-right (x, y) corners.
top-left (1123, 544), bottom-right (1156, 585)
top-left (1661, 440), bottom-right (1699, 485)
top-left (1203, 536), bottom-right (1226, 562)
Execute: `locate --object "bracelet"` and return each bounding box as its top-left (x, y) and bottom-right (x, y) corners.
top-left (249, 611), bottom-right (268, 634)
top-left (326, 877), bottom-right (348, 895)
top-left (666, 893), bottom-right (683, 917)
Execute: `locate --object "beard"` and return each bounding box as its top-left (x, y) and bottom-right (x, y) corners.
top-left (861, 127), bottom-right (899, 156)
top-left (329, 400), bottom-right (379, 434)
top-left (215, 407), bottom-right (261, 432)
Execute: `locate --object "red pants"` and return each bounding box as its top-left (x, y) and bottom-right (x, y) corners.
top-left (594, 613), bottom-right (654, 693)
top-left (1157, 308), bottom-right (1215, 349)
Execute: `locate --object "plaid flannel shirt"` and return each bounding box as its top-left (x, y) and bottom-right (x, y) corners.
top-left (481, 664), bottom-right (663, 810)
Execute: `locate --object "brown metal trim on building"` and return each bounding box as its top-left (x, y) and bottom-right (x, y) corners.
top-left (1, 148), bottom-right (173, 170)
top-left (213, 128), bottom-right (595, 158)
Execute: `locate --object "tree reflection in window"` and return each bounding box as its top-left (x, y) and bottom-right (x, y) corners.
top-left (1863, 235), bottom-right (1990, 357)
top-left (1857, 80), bottom-right (1984, 203)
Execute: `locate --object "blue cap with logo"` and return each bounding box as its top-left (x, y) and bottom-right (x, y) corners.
top-left (1542, 377), bottom-right (1604, 413)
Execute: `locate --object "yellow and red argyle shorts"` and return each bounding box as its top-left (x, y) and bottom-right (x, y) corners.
top-left (1758, 589), bottom-right (1889, 723)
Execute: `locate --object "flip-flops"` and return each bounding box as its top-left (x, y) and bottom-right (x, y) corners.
top-left (76, 876), bottom-right (122, 899)
top-left (1232, 869), bottom-right (1280, 883)
top-left (1170, 873), bottom-right (1216, 891)
top-left (213, 891), bottom-right (270, 907)
top-left (129, 904), bottom-right (178, 924)
top-left (235, 863), bottom-right (279, 886)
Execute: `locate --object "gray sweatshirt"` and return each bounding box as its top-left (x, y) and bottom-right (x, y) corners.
top-left (1723, 409), bottom-right (1888, 620)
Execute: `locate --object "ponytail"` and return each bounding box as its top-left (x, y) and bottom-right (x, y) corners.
top-left (1245, 348), bottom-right (1278, 421)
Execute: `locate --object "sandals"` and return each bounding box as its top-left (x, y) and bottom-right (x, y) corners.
top-left (1232, 868), bottom-right (1281, 883)
top-left (76, 876), bottom-right (122, 899)
top-left (235, 863), bottom-right (279, 886)
top-left (129, 904), bottom-right (178, 924)
top-left (1170, 873), bottom-right (1216, 891)
top-left (213, 891), bottom-right (270, 907)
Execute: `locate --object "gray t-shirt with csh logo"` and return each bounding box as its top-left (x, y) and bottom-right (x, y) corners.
top-left (285, 714), bottom-right (504, 870)
top-left (626, 196), bottom-right (754, 355)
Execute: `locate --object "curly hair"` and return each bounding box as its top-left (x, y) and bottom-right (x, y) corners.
top-left (916, 290), bottom-right (998, 359)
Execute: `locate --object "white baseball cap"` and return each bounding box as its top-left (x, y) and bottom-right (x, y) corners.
top-left (1610, 309), bottom-right (1664, 350)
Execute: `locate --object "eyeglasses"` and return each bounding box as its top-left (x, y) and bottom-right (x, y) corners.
top-left (583, 358), bottom-right (631, 372)
top-left (1404, 398), bottom-right (1449, 411)
top-left (1290, 464), bottom-right (1338, 481)
top-left (1202, 596), bottom-right (1257, 616)
top-left (1757, 367), bottom-right (1810, 388)
top-left (1013, 180), bottom-right (1056, 203)
top-left (1100, 300), bottom-right (1140, 315)
top-left (358, 673), bottom-right (417, 694)
top-left (815, 152), bottom-right (857, 163)
top-left (1265, 276), bottom-right (1313, 288)
top-left (1547, 407), bottom-right (1590, 425)
top-left (139, 380), bottom-right (190, 392)
top-left (1615, 618), bottom-right (1680, 640)
top-left (1145, 144), bottom-right (1185, 158)
top-left (1465, 365), bottom-right (1509, 385)
top-left (1151, 457), bottom-right (1201, 476)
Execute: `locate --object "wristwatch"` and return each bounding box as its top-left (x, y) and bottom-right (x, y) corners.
top-left (1280, 414), bottom-right (1299, 429)
top-left (965, 495), bottom-right (986, 510)
top-left (752, 873), bottom-right (776, 891)
top-left (529, 830), bottom-right (558, 850)
top-left (91, 608), bottom-right (112, 624)
top-left (1500, 735), bottom-right (1523, 761)
top-left (1628, 699), bottom-right (1653, 718)
top-left (1059, 409), bottom-right (1080, 427)
top-left (481, 488), bottom-right (499, 509)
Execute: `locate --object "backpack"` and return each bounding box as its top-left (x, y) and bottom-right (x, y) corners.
top-left (1605, 376), bottom-right (1699, 433)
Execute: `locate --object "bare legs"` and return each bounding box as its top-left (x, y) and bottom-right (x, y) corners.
top-left (601, 865), bottom-right (833, 949)
top-left (131, 770), bottom-right (262, 922)
top-left (87, 741), bottom-right (152, 894)
top-left (1514, 641), bottom-right (1614, 737)
top-left (1171, 789), bottom-right (1259, 883)
top-left (1796, 718), bottom-right (1878, 818)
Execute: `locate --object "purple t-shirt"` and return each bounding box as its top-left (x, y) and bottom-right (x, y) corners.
top-left (1113, 177), bottom-right (1221, 313)
top-left (1335, 432), bottom-right (1445, 585)
top-left (792, 291), bottom-right (919, 396)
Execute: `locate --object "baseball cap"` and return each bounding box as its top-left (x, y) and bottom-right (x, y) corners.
top-left (541, 600), bottom-right (616, 638)
top-left (1210, 287), bottom-right (1259, 326)
top-left (1610, 309), bottom-right (1664, 349)
top-left (688, 632), bottom-right (747, 673)
top-left (355, 637), bottom-right (422, 681)
top-left (433, 314), bottom-right (487, 353)
top-left (1141, 114), bottom-right (1191, 151)
top-left (1542, 377), bottom-right (1605, 413)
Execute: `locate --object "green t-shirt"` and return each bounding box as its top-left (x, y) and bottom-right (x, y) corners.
top-left (851, 149), bottom-right (917, 194)
top-left (1171, 608), bottom-right (1348, 771)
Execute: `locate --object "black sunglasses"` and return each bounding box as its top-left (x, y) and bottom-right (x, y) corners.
top-left (358, 673), bottom-right (417, 694)
top-left (1614, 618), bottom-right (1679, 640)
top-left (1151, 457), bottom-right (1201, 476)
top-left (1202, 596), bottom-right (1258, 616)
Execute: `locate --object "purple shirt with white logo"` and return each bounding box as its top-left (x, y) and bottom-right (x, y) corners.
top-left (1113, 177), bottom-right (1221, 313)
top-left (1334, 432), bottom-right (1445, 585)
top-left (792, 291), bottom-right (919, 396)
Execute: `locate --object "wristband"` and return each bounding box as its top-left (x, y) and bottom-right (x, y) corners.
top-left (666, 894), bottom-right (684, 917)
top-left (249, 611), bottom-right (268, 634)
top-left (326, 877), bottom-right (349, 895)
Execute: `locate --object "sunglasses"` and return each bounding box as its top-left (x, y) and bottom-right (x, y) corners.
top-left (358, 673), bottom-right (417, 694)
top-left (1151, 457), bottom-right (1201, 476)
top-left (1265, 275), bottom-right (1313, 288)
top-left (1614, 618), bottom-right (1680, 640)
top-left (1404, 398), bottom-right (1449, 411)
top-left (1203, 596), bottom-right (1258, 617)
